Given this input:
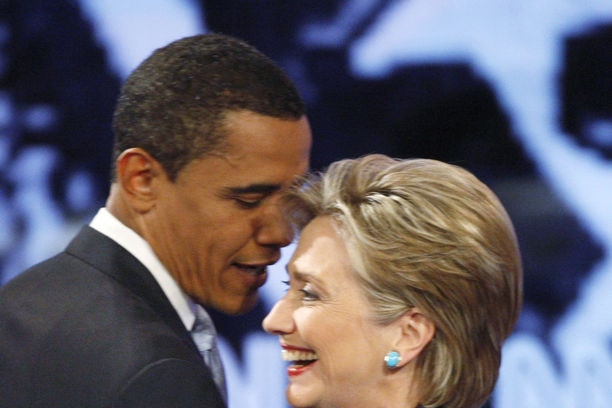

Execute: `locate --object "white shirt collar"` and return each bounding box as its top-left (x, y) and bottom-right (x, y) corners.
top-left (89, 208), bottom-right (196, 330)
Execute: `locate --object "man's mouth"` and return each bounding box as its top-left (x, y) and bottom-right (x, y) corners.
top-left (233, 263), bottom-right (267, 276)
top-left (231, 262), bottom-right (269, 291)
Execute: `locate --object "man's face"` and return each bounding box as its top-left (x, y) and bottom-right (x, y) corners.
top-left (146, 110), bottom-right (311, 314)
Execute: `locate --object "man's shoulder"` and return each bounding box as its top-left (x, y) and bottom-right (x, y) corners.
top-left (0, 246), bottom-right (205, 408)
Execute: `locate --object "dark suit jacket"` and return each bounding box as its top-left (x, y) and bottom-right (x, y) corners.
top-left (0, 226), bottom-right (226, 408)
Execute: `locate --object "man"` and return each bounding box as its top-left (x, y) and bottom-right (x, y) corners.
top-left (0, 33), bottom-right (312, 407)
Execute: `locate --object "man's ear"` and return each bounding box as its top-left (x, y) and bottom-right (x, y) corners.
top-left (115, 148), bottom-right (164, 213)
top-left (390, 308), bottom-right (436, 368)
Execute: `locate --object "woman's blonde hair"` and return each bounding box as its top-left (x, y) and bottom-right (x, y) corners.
top-left (285, 154), bottom-right (523, 408)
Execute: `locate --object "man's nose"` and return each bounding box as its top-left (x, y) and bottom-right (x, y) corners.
top-left (255, 202), bottom-right (294, 247)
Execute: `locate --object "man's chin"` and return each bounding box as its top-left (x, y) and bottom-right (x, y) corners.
top-left (211, 293), bottom-right (260, 316)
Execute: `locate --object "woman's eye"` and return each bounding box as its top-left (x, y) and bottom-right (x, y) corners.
top-left (281, 280), bottom-right (290, 292)
top-left (299, 284), bottom-right (319, 301)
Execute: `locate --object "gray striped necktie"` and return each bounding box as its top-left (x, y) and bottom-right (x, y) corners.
top-left (191, 306), bottom-right (227, 402)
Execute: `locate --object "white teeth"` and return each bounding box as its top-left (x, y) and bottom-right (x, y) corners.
top-left (282, 349), bottom-right (318, 362)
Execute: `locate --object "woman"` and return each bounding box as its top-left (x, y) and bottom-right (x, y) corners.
top-left (263, 154), bottom-right (522, 408)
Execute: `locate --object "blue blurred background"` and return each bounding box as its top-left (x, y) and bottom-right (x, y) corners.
top-left (1, 1), bottom-right (611, 407)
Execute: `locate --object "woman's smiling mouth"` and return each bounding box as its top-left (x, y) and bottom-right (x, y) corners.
top-left (281, 344), bottom-right (319, 376)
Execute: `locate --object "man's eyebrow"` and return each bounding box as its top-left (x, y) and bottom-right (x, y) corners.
top-left (225, 184), bottom-right (281, 195)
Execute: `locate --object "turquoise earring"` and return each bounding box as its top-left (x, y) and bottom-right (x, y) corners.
top-left (384, 351), bottom-right (402, 368)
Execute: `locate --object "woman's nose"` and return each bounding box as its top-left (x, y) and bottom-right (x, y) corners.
top-left (262, 298), bottom-right (295, 335)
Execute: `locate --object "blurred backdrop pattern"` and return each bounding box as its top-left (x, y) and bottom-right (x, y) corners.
top-left (1, 1), bottom-right (611, 407)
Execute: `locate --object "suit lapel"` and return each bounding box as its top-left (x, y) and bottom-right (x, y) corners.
top-left (65, 226), bottom-right (199, 354)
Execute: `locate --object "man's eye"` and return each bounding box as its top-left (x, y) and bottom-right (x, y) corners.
top-left (234, 195), bottom-right (264, 208)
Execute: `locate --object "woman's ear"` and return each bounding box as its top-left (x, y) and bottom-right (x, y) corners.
top-left (115, 148), bottom-right (164, 213)
top-left (389, 308), bottom-right (435, 368)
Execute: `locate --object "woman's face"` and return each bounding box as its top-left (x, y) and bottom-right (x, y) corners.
top-left (263, 216), bottom-right (399, 408)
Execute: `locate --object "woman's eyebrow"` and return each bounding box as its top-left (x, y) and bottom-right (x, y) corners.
top-left (289, 269), bottom-right (323, 286)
